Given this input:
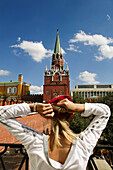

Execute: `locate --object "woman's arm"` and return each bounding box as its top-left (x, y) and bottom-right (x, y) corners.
top-left (56, 100), bottom-right (111, 153)
top-left (56, 98), bottom-right (85, 112)
top-left (29, 103), bottom-right (54, 118)
top-left (80, 103), bottom-right (111, 153)
top-left (0, 103), bottom-right (53, 149)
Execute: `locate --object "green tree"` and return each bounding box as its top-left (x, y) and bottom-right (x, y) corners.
top-left (97, 93), bottom-right (113, 145)
top-left (70, 92), bottom-right (91, 134)
top-left (70, 113), bottom-right (93, 134)
top-left (71, 92), bottom-right (113, 145)
top-left (2, 94), bottom-right (9, 99)
top-left (72, 92), bottom-right (85, 103)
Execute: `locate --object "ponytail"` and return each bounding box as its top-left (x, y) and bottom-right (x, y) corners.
top-left (50, 115), bottom-right (79, 151)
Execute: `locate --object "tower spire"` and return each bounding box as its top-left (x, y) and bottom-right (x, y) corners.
top-left (54, 29), bottom-right (61, 54)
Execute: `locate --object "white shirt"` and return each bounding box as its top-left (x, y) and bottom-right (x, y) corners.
top-left (0, 103), bottom-right (111, 170)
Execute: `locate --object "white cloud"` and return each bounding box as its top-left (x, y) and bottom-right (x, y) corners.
top-left (12, 49), bottom-right (21, 56)
top-left (30, 85), bottom-right (43, 94)
top-left (0, 70), bottom-right (10, 76)
top-left (17, 37), bottom-right (21, 42)
top-left (11, 40), bottom-right (53, 62)
top-left (66, 44), bottom-right (82, 53)
top-left (69, 31), bottom-right (113, 46)
top-left (79, 71), bottom-right (99, 84)
top-left (61, 48), bottom-right (66, 54)
top-left (94, 56), bottom-right (104, 61)
top-left (107, 14), bottom-right (111, 21)
top-left (69, 30), bottom-right (113, 61)
top-left (98, 45), bottom-right (113, 59)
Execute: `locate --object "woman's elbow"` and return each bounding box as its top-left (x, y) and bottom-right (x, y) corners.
top-left (102, 104), bottom-right (111, 117)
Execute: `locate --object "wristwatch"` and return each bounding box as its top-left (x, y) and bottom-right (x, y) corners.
top-left (34, 103), bottom-right (37, 112)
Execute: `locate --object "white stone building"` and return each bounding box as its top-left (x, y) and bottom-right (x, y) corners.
top-left (71, 84), bottom-right (113, 99)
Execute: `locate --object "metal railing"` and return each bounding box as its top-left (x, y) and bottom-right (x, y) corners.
top-left (0, 143), bottom-right (28, 170)
top-left (0, 143), bottom-right (113, 170)
top-left (88, 145), bottom-right (113, 170)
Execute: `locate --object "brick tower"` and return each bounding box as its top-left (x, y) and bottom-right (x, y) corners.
top-left (43, 30), bottom-right (70, 102)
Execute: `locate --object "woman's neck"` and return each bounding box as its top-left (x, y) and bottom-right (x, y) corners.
top-left (48, 133), bottom-right (72, 164)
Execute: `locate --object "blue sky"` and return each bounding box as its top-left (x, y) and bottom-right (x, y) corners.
top-left (1, 0), bottom-right (113, 94)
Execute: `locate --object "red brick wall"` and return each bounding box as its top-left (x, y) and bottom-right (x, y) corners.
top-left (43, 85), bottom-right (69, 102)
top-left (0, 100), bottom-right (51, 143)
top-left (43, 74), bottom-right (70, 102)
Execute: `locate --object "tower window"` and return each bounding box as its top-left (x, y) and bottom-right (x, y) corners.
top-left (47, 91), bottom-right (49, 95)
top-left (61, 91), bottom-right (64, 95)
top-left (53, 56), bottom-right (55, 60)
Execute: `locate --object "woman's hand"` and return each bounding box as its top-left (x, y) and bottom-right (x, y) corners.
top-left (29, 103), bottom-right (55, 118)
top-left (56, 99), bottom-right (76, 112)
top-left (36, 103), bottom-right (55, 118)
top-left (56, 99), bottom-right (85, 112)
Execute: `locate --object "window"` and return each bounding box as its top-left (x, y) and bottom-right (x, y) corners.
top-left (79, 92), bottom-right (81, 96)
top-left (97, 92), bottom-right (99, 96)
top-left (88, 92), bottom-right (90, 98)
top-left (82, 92), bottom-right (84, 97)
top-left (54, 89), bottom-right (56, 92)
top-left (85, 92), bottom-right (87, 99)
top-left (100, 92), bottom-right (102, 96)
top-left (91, 92), bottom-right (93, 96)
top-left (13, 87), bottom-right (17, 94)
top-left (47, 91), bottom-right (49, 95)
top-left (103, 92), bottom-right (105, 96)
top-left (61, 91), bottom-right (64, 95)
top-left (94, 92), bottom-right (96, 96)
top-left (56, 54), bottom-right (58, 59)
top-left (53, 56), bottom-right (55, 60)
top-left (78, 85), bottom-right (94, 88)
top-left (7, 87), bottom-right (12, 94)
top-left (97, 85), bottom-right (111, 88)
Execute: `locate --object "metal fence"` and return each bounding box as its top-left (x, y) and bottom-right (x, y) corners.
top-left (0, 143), bottom-right (28, 170)
top-left (0, 143), bottom-right (113, 170)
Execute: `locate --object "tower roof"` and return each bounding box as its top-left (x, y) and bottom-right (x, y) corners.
top-left (54, 29), bottom-right (61, 55)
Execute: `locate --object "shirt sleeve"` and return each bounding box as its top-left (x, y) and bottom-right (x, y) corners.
top-left (80, 103), bottom-right (111, 153)
top-left (0, 103), bottom-right (43, 150)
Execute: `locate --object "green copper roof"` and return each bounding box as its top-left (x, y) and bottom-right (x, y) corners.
top-left (0, 81), bottom-right (30, 85)
top-left (54, 29), bottom-right (61, 55)
top-left (0, 81), bottom-right (19, 84)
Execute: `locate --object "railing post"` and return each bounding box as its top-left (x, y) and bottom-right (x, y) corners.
top-left (0, 156), bottom-right (7, 170)
top-left (25, 154), bottom-right (29, 170)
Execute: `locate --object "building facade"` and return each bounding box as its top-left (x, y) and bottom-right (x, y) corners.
top-left (0, 74), bottom-right (30, 100)
top-left (43, 30), bottom-right (70, 102)
top-left (71, 84), bottom-right (113, 99)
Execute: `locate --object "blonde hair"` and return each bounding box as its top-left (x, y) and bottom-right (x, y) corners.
top-left (50, 105), bottom-right (79, 151)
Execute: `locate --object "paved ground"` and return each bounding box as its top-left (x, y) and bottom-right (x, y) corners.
top-left (93, 157), bottom-right (112, 170)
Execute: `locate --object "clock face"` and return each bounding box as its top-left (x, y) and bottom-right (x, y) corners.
top-left (53, 92), bottom-right (57, 96)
